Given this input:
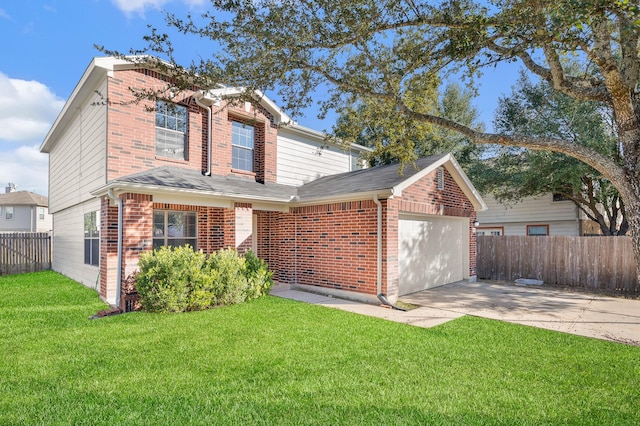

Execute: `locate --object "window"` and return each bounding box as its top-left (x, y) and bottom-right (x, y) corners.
top-left (153, 210), bottom-right (197, 249)
top-left (156, 100), bottom-right (187, 160)
top-left (232, 121), bottom-right (254, 172)
top-left (38, 207), bottom-right (45, 220)
top-left (350, 152), bottom-right (363, 171)
top-left (84, 211), bottom-right (100, 266)
top-left (436, 167), bottom-right (444, 190)
top-left (527, 225), bottom-right (549, 236)
top-left (477, 227), bottom-right (503, 236)
top-left (5, 206), bottom-right (14, 220)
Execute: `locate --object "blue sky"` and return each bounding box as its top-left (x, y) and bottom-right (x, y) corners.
top-left (0, 0), bottom-right (519, 196)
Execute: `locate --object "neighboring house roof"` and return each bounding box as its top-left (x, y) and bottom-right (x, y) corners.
top-left (0, 191), bottom-right (48, 207)
top-left (92, 153), bottom-right (487, 210)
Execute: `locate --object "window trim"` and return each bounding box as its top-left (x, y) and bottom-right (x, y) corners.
top-left (84, 211), bottom-right (100, 267)
top-left (153, 210), bottom-right (198, 249)
top-left (5, 206), bottom-right (14, 221)
top-left (38, 207), bottom-right (45, 220)
top-left (526, 224), bottom-right (549, 236)
top-left (231, 120), bottom-right (255, 172)
top-left (155, 100), bottom-right (188, 160)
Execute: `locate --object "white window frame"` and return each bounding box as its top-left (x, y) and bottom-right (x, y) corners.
top-left (38, 207), bottom-right (45, 220)
top-left (84, 211), bottom-right (100, 266)
top-left (231, 121), bottom-right (255, 172)
top-left (155, 100), bottom-right (188, 160)
top-left (527, 224), bottom-right (549, 236)
top-left (5, 206), bottom-right (14, 221)
top-left (153, 210), bottom-right (198, 249)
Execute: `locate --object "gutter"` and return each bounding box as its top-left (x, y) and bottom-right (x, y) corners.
top-left (106, 189), bottom-right (123, 309)
top-left (194, 94), bottom-right (212, 176)
top-left (373, 194), bottom-right (406, 311)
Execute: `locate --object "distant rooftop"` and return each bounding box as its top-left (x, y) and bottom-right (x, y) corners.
top-left (0, 191), bottom-right (48, 207)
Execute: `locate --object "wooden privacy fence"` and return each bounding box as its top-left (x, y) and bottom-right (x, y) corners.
top-left (476, 235), bottom-right (638, 293)
top-left (0, 232), bottom-right (51, 275)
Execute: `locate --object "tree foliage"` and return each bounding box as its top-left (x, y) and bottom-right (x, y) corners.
top-left (111, 0), bottom-right (640, 287)
top-left (335, 81), bottom-right (485, 168)
top-left (472, 72), bottom-right (628, 235)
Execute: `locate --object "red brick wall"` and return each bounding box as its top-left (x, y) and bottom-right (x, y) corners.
top-left (106, 68), bottom-right (277, 183)
top-left (210, 110), bottom-right (278, 183)
top-left (99, 197), bottom-right (119, 301)
top-left (122, 193), bottom-right (153, 278)
top-left (256, 201), bottom-right (379, 295)
top-left (255, 168), bottom-right (479, 299)
top-left (106, 69), bottom-right (205, 180)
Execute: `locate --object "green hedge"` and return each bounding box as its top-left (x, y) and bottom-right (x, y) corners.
top-left (134, 246), bottom-right (274, 313)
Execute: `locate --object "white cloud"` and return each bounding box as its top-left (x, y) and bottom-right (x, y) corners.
top-left (0, 73), bottom-right (64, 143)
top-left (0, 8), bottom-right (10, 20)
top-left (0, 145), bottom-right (49, 196)
top-left (111, 0), bottom-right (205, 16)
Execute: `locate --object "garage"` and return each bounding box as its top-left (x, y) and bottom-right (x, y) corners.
top-left (398, 214), bottom-right (469, 296)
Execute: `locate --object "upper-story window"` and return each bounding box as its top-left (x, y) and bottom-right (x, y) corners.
top-left (5, 206), bottom-right (14, 220)
top-left (232, 121), bottom-right (254, 172)
top-left (156, 100), bottom-right (187, 160)
top-left (38, 207), bottom-right (45, 220)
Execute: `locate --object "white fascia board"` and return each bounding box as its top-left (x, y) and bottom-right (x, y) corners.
top-left (392, 153), bottom-right (488, 211)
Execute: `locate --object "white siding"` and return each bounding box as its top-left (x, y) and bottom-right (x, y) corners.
top-left (0, 206), bottom-right (52, 232)
top-left (48, 79), bottom-right (107, 214)
top-left (51, 200), bottom-right (101, 291)
top-left (276, 128), bottom-right (360, 186)
top-left (0, 206), bottom-right (31, 231)
top-left (477, 194), bottom-right (579, 236)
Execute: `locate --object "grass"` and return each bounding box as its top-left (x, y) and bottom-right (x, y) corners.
top-left (1, 271), bottom-right (639, 425)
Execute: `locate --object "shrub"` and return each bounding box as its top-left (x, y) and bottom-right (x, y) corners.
top-left (135, 245), bottom-right (214, 313)
top-left (134, 246), bottom-right (274, 313)
top-left (243, 250), bottom-right (274, 298)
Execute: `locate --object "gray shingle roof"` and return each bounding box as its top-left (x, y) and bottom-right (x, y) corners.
top-left (0, 191), bottom-right (48, 206)
top-left (111, 166), bottom-right (297, 201)
top-left (106, 154), bottom-right (448, 203)
top-left (296, 154), bottom-right (447, 200)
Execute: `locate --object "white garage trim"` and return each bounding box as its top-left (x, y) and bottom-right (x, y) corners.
top-left (398, 213), bottom-right (469, 296)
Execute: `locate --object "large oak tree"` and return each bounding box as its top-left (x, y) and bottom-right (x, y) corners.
top-left (120, 0), bottom-right (640, 289)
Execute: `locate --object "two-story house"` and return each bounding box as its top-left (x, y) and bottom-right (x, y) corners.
top-left (40, 57), bottom-right (486, 309)
top-left (0, 184), bottom-right (52, 233)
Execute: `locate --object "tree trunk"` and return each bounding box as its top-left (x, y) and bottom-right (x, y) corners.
top-left (623, 190), bottom-right (640, 292)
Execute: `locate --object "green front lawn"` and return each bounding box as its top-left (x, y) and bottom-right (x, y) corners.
top-left (1, 271), bottom-right (638, 425)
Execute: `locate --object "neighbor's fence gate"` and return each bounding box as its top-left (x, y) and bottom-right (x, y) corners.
top-left (0, 232), bottom-right (52, 275)
top-left (476, 235), bottom-right (638, 293)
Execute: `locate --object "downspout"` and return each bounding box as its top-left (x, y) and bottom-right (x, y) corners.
top-left (373, 194), bottom-right (406, 311)
top-left (107, 189), bottom-right (123, 309)
top-left (195, 94), bottom-right (212, 176)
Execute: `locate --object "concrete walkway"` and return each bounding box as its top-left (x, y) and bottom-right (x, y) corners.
top-left (270, 281), bottom-right (640, 346)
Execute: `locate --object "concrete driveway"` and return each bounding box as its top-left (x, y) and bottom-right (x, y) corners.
top-left (400, 281), bottom-right (640, 346)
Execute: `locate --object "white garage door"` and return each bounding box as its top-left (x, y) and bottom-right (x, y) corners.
top-left (398, 214), bottom-right (468, 296)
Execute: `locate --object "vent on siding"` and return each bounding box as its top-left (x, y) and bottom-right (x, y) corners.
top-left (437, 167), bottom-right (444, 190)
